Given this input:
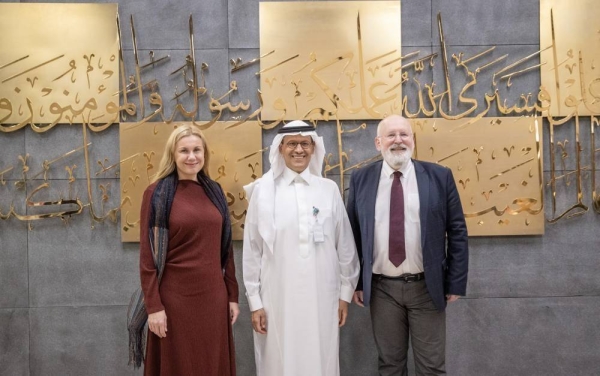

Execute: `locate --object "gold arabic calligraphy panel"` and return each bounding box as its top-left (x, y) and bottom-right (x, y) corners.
top-left (540, 0), bottom-right (600, 117)
top-left (259, 1), bottom-right (401, 121)
top-left (0, 4), bottom-right (119, 130)
top-left (413, 117), bottom-right (544, 236)
top-left (119, 121), bottom-right (262, 242)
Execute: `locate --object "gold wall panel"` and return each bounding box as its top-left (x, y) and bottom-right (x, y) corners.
top-left (119, 121), bottom-right (262, 242)
top-left (259, 1), bottom-right (401, 121)
top-left (0, 4), bottom-right (119, 130)
top-left (540, 0), bottom-right (600, 117)
top-left (413, 117), bottom-right (544, 236)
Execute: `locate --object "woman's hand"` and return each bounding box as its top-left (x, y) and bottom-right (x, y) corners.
top-left (229, 302), bottom-right (240, 325)
top-left (148, 310), bottom-right (167, 338)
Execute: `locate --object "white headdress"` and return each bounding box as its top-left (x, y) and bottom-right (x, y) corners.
top-left (267, 120), bottom-right (325, 179)
top-left (243, 120), bottom-right (326, 254)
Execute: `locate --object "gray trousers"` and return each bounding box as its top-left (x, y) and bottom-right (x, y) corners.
top-left (370, 276), bottom-right (446, 376)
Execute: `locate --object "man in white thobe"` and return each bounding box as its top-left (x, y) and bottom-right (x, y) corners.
top-left (243, 120), bottom-right (360, 376)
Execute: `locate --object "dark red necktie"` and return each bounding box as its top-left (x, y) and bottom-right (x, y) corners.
top-left (389, 171), bottom-right (405, 267)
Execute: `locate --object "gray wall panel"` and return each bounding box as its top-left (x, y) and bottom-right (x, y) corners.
top-left (233, 303), bottom-right (257, 376)
top-left (430, 45), bottom-right (541, 119)
top-left (542, 170), bottom-right (598, 233)
top-left (119, 48), bottom-right (230, 123)
top-left (1, 132), bottom-right (27, 311)
top-left (228, 0), bottom-right (260, 49)
top-left (0, 190), bottom-right (28, 308)
top-left (466, 172), bottom-right (600, 298)
top-left (402, 0), bottom-right (432, 47)
top-left (467, 233), bottom-right (600, 299)
top-left (339, 304), bottom-right (379, 376)
top-left (233, 241), bottom-right (247, 301)
top-left (260, 0), bottom-right (368, 1)
top-left (432, 0), bottom-right (539, 46)
top-left (23, 126), bottom-right (120, 181)
top-left (23, 125), bottom-right (85, 181)
top-left (195, 49), bottom-right (232, 121)
top-left (0, 130), bottom-right (25, 176)
top-left (27, 179), bottom-right (138, 307)
top-left (446, 297), bottom-right (600, 376)
top-left (0, 308), bottom-right (30, 376)
top-left (338, 120), bottom-right (380, 168)
top-left (116, 0), bottom-right (228, 51)
top-left (399, 46), bottom-right (435, 118)
top-left (228, 48), bottom-right (262, 118)
top-left (29, 306), bottom-right (140, 376)
top-left (542, 117), bottom-right (593, 173)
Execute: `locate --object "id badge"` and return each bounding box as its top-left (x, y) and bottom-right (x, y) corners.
top-left (313, 223), bottom-right (325, 243)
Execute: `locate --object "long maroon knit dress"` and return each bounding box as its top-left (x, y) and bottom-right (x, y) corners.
top-left (139, 180), bottom-right (238, 376)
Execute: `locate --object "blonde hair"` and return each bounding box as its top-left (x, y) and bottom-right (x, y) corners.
top-left (153, 124), bottom-right (211, 182)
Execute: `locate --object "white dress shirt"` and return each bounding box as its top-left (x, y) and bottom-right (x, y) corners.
top-left (373, 159), bottom-right (423, 276)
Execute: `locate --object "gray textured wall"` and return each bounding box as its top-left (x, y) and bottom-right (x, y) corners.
top-left (1, 0), bottom-right (600, 375)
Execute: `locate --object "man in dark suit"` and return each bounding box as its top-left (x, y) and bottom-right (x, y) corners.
top-left (347, 115), bottom-right (468, 375)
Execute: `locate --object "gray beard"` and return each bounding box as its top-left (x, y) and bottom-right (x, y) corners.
top-left (382, 148), bottom-right (412, 170)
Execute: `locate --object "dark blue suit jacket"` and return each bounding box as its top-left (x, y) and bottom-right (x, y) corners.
top-left (347, 159), bottom-right (468, 312)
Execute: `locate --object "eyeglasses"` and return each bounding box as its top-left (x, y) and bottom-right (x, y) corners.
top-left (379, 132), bottom-right (412, 142)
top-left (283, 141), bottom-right (314, 150)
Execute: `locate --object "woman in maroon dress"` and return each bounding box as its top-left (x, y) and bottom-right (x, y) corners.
top-left (139, 124), bottom-right (239, 375)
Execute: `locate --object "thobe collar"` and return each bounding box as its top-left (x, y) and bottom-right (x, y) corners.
top-left (382, 158), bottom-right (413, 179)
top-left (282, 166), bottom-right (313, 186)
top-left (243, 167), bottom-right (313, 256)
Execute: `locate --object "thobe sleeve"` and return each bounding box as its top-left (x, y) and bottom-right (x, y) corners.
top-left (139, 186), bottom-right (165, 314)
top-left (223, 242), bottom-right (239, 303)
top-left (242, 189), bottom-right (264, 312)
top-left (333, 189), bottom-right (360, 303)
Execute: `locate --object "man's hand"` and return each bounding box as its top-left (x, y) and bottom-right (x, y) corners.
top-left (148, 310), bottom-right (167, 338)
top-left (352, 291), bottom-right (364, 307)
top-left (251, 308), bottom-right (267, 334)
top-left (229, 302), bottom-right (240, 325)
top-left (338, 300), bottom-right (349, 327)
top-left (446, 294), bottom-right (460, 303)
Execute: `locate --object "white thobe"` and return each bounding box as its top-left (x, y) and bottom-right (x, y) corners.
top-left (243, 167), bottom-right (360, 376)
